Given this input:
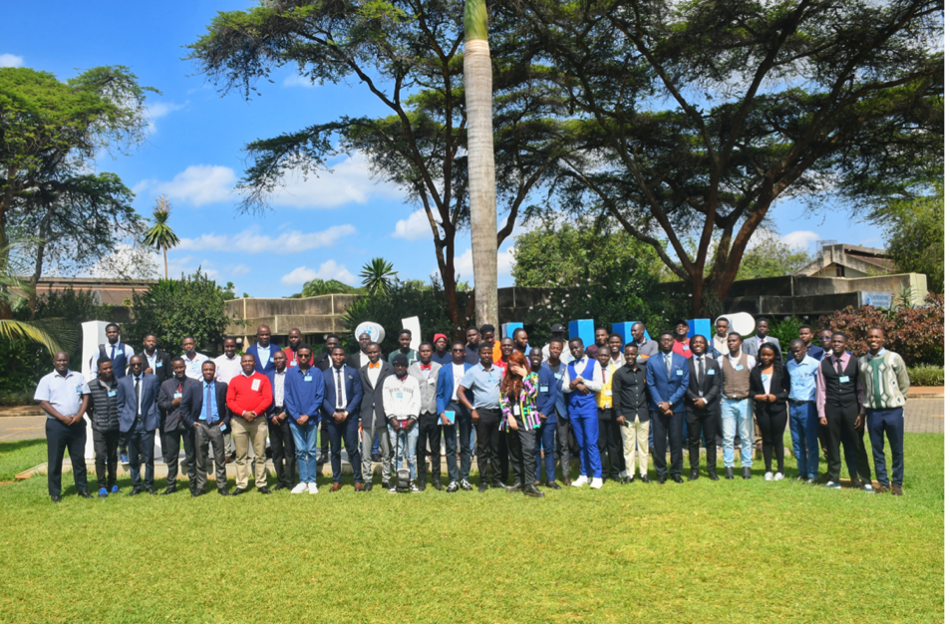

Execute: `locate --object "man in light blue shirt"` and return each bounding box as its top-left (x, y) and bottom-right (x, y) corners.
top-left (458, 342), bottom-right (506, 491)
top-left (786, 339), bottom-right (821, 482)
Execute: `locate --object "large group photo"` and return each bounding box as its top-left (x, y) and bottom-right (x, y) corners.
top-left (0, 0), bottom-right (943, 624)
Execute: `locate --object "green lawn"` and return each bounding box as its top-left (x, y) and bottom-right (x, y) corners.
top-left (0, 433), bottom-right (942, 623)
top-left (0, 439), bottom-right (46, 482)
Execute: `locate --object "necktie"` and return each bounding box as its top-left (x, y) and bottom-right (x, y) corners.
top-left (134, 376), bottom-right (142, 417)
top-left (110, 345), bottom-right (116, 360)
top-left (836, 358), bottom-right (843, 375)
top-left (665, 354), bottom-right (672, 378)
top-left (696, 358), bottom-right (703, 397)
top-left (336, 369), bottom-right (344, 410)
top-left (205, 383), bottom-right (213, 421)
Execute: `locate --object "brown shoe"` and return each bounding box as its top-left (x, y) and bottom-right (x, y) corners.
top-left (875, 485), bottom-right (889, 494)
top-left (329, 482), bottom-right (342, 492)
top-left (891, 485), bottom-right (903, 496)
top-left (354, 482), bottom-right (364, 492)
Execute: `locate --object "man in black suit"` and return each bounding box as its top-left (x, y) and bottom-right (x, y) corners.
top-left (186, 360), bottom-right (231, 496)
top-left (157, 358), bottom-right (199, 495)
top-left (685, 335), bottom-right (722, 481)
top-left (358, 342), bottom-right (394, 490)
top-left (117, 355), bottom-right (161, 496)
top-left (346, 332), bottom-right (373, 369)
top-left (314, 333), bottom-right (341, 465)
top-left (322, 346), bottom-right (365, 491)
top-left (140, 333), bottom-right (173, 462)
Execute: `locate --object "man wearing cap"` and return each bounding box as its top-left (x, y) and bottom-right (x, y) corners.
top-left (671, 319), bottom-right (692, 359)
top-left (542, 323), bottom-right (567, 361)
top-left (431, 333), bottom-right (452, 365)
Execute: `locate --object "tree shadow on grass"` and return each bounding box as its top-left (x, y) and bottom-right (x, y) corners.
top-left (0, 438), bottom-right (45, 455)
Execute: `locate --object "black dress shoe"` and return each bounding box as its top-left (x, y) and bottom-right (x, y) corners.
top-left (129, 487), bottom-right (142, 496)
top-left (162, 488), bottom-right (177, 496)
top-left (364, 481), bottom-right (373, 492)
top-left (507, 483), bottom-right (523, 493)
top-left (371, 453), bottom-right (382, 463)
top-left (688, 469), bottom-right (699, 481)
top-left (218, 489), bottom-right (230, 496)
top-left (232, 487), bottom-right (248, 496)
top-left (479, 484), bottom-right (489, 493)
top-left (708, 470), bottom-right (720, 481)
top-left (657, 475), bottom-right (667, 484)
top-left (742, 466), bottom-right (752, 480)
top-left (316, 455), bottom-right (328, 466)
top-left (491, 482), bottom-right (509, 490)
top-left (146, 487), bottom-right (157, 495)
top-left (258, 487), bottom-right (271, 495)
top-left (417, 483), bottom-right (426, 492)
top-left (725, 468), bottom-right (734, 480)
top-left (433, 482), bottom-right (444, 491)
top-left (672, 475), bottom-right (684, 484)
top-left (523, 484), bottom-right (544, 498)
top-left (609, 475), bottom-right (624, 484)
top-left (50, 495), bottom-right (61, 503)
top-left (78, 491), bottom-right (93, 499)
top-left (545, 481), bottom-right (561, 490)
top-left (640, 474), bottom-right (652, 483)
top-left (191, 490), bottom-right (202, 497)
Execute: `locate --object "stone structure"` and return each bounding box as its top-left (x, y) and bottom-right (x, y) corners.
top-left (796, 243), bottom-right (895, 278)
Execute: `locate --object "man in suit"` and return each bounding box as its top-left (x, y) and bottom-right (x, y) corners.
top-left (684, 335), bottom-right (722, 481)
top-left (311, 333), bottom-right (337, 465)
top-left (140, 334), bottom-right (173, 382)
top-left (157, 358), bottom-right (199, 495)
top-left (322, 346), bottom-right (364, 491)
top-left (409, 341), bottom-right (442, 491)
top-left (358, 342), bottom-right (395, 491)
top-left (246, 324), bottom-right (277, 376)
top-left (266, 350), bottom-right (296, 491)
top-left (645, 331), bottom-right (690, 483)
top-left (346, 332), bottom-right (374, 369)
top-left (742, 317), bottom-right (783, 362)
top-left (187, 360), bottom-right (230, 496)
top-left (117, 355), bottom-right (161, 495)
top-left (436, 341), bottom-right (473, 492)
top-left (631, 322), bottom-right (658, 366)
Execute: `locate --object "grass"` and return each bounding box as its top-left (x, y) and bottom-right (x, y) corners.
top-left (0, 433), bottom-right (942, 623)
top-left (0, 439), bottom-right (46, 482)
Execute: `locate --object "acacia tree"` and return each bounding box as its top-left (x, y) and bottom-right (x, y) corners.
top-left (518, 0), bottom-right (943, 315)
top-left (188, 0), bottom-right (573, 330)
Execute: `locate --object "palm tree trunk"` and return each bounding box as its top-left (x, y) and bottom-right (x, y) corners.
top-left (163, 246), bottom-right (169, 280)
top-left (464, 0), bottom-right (498, 330)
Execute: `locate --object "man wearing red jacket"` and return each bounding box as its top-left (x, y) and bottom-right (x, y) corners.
top-left (226, 353), bottom-right (274, 495)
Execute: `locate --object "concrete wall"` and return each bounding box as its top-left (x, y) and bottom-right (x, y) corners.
top-left (225, 294), bottom-right (359, 337)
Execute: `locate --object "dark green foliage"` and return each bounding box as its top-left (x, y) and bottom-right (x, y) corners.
top-left (764, 317), bottom-right (808, 354)
top-left (126, 271), bottom-right (244, 354)
top-left (299, 279), bottom-right (360, 298)
top-left (907, 365), bottom-right (943, 387)
top-left (870, 183), bottom-right (944, 294)
top-left (341, 280), bottom-right (458, 355)
top-left (736, 236), bottom-right (812, 281)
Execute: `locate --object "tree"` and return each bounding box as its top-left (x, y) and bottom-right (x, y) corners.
top-left (297, 278), bottom-right (360, 298)
top-left (870, 183), bottom-right (943, 293)
top-left (516, 0), bottom-right (943, 315)
top-left (188, 0), bottom-right (573, 328)
top-left (0, 66), bottom-right (155, 300)
top-left (734, 233), bottom-right (812, 281)
top-left (465, 0), bottom-right (498, 330)
top-left (359, 257), bottom-right (398, 297)
top-left (126, 270), bottom-right (244, 352)
top-left (142, 195), bottom-right (181, 280)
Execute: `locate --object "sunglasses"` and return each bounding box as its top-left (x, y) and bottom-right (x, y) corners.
top-left (820, 336), bottom-right (832, 340)
top-left (451, 348), bottom-right (465, 353)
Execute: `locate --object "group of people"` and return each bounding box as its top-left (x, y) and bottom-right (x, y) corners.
top-left (35, 317), bottom-right (910, 502)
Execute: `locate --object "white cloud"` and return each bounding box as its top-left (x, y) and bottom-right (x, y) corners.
top-left (392, 209), bottom-right (431, 241)
top-left (781, 230), bottom-right (821, 251)
top-left (0, 54), bottom-right (23, 68)
top-left (145, 101), bottom-right (187, 134)
top-left (444, 247), bottom-right (513, 280)
top-left (269, 154), bottom-right (402, 209)
top-left (177, 225), bottom-right (356, 254)
top-left (137, 165), bottom-right (238, 207)
top-left (282, 74), bottom-right (318, 88)
top-left (228, 264), bottom-right (252, 277)
top-left (280, 260), bottom-right (359, 287)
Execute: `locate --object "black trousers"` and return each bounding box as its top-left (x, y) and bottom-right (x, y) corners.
top-left (756, 406), bottom-right (787, 474)
top-left (826, 404), bottom-right (872, 484)
top-left (498, 420), bottom-right (510, 484)
top-left (506, 419), bottom-right (537, 488)
top-left (474, 407), bottom-right (502, 486)
top-left (92, 428), bottom-right (120, 490)
top-left (416, 412), bottom-right (442, 488)
top-left (686, 406), bottom-right (718, 472)
top-left (127, 422), bottom-right (156, 491)
top-left (554, 411), bottom-right (574, 481)
top-left (597, 408), bottom-right (624, 479)
top-left (267, 416), bottom-right (297, 489)
top-left (163, 423), bottom-right (197, 491)
top-left (651, 410), bottom-right (684, 478)
top-left (320, 420), bottom-right (330, 459)
top-left (194, 422), bottom-right (228, 493)
top-left (46, 418), bottom-right (88, 497)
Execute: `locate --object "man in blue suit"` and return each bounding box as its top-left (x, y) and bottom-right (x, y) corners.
top-left (185, 361), bottom-right (231, 496)
top-left (646, 331), bottom-right (690, 484)
top-left (117, 355), bottom-right (161, 495)
top-left (436, 341), bottom-right (473, 492)
top-left (322, 346), bottom-right (364, 491)
top-left (529, 348), bottom-right (560, 489)
top-left (245, 324), bottom-right (277, 377)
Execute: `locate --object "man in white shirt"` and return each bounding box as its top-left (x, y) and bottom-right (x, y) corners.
top-left (562, 337), bottom-right (605, 488)
top-left (88, 322), bottom-right (135, 380)
top-left (213, 337), bottom-right (243, 384)
top-left (717, 332), bottom-right (757, 479)
top-left (181, 336), bottom-right (209, 381)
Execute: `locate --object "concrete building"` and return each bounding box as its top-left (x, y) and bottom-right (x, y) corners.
top-left (796, 243), bottom-right (896, 278)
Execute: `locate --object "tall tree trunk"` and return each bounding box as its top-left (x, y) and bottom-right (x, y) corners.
top-left (464, 0), bottom-right (498, 331)
top-left (28, 217), bottom-right (50, 321)
top-left (163, 246), bottom-right (169, 280)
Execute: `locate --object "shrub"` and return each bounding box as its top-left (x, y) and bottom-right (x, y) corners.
top-left (818, 293), bottom-right (944, 366)
top-left (764, 317), bottom-right (807, 352)
top-left (907, 365), bottom-right (944, 387)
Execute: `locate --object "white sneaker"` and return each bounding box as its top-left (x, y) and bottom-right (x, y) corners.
top-left (764, 471), bottom-right (773, 481)
top-left (590, 477), bottom-right (603, 489)
top-left (388, 485), bottom-right (397, 494)
top-left (291, 482), bottom-right (308, 494)
top-left (571, 475), bottom-right (590, 487)
top-left (774, 472), bottom-right (784, 481)
top-left (307, 482), bottom-right (319, 494)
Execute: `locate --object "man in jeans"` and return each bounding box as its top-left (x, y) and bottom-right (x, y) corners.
top-left (785, 339), bottom-right (821, 482)
top-left (717, 332), bottom-right (756, 480)
top-left (458, 342), bottom-right (506, 492)
top-left (286, 345), bottom-right (324, 495)
top-left (436, 342), bottom-right (473, 492)
top-left (384, 353), bottom-right (421, 492)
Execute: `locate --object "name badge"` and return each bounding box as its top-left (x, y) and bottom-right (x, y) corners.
top-left (115, 349), bottom-right (124, 356)
top-left (761, 375), bottom-right (769, 382)
top-left (291, 360), bottom-right (297, 367)
top-left (675, 369), bottom-right (683, 376)
top-left (513, 405), bottom-right (521, 416)
top-left (251, 379), bottom-right (261, 392)
top-left (304, 375), bottom-right (312, 382)
top-left (839, 375), bottom-right (850, 383)
top-left (156, 361), bottom-right (163, 368)
top-left (75, 385), bottom-right (83, 393)
top-left (735, 365), bottom-right (745, 371)
top-left (173, 392), bottom-right (181, 399)
top-left (706, 369), bottom-right (716, 375)
top-left (540, 385), bottom-right (549, 393)
top-left (396, 392), bottom-right (404, 398)
top-left (108, 390), bottom-right (117, 398)
top-left (220, 423), bottom-right (227, 432)
top-left (604, 390), bottom-right (613, 397)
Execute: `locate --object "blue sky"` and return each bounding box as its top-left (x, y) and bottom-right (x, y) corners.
top-left (2, 1), bottom-right (884, 297)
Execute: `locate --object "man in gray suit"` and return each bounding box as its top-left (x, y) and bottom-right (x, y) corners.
top-left (631, 322), bottom-right (659, 365)
top-left (358, 343), bottom-right (395, 491)
top-left (116, 355), bottom-right (161, 496)
top-left (742, 318), bottom-right (783, 363)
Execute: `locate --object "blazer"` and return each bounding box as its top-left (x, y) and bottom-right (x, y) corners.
top-left (313, 351), bottom-right (331, 372)
top-left (246, 343), bottom-right (277, 376)
top-left (321, 365), bottom-right (363, 421)
top-left (138, 349), bottom-right (173, 383)
top-left (358, 361), bottom-right (395, 429)
top-left (116, 372), bottom-right (161, 433)
top-left (435, 361), bottom-right (473, 416)
top-left (183, 378), bottom-right (231, 432)
top-left (645, 352), bottom-right (690, 413)
top-left (749, 364), bottom-right (790, 415)
top-left (533, 366), bottom-right (558, 419)
top-left (345, 352), bottom-right (364, 370)
top-left (684, 354), bottom-right (722, 415)
top-left (742, 336), bottom-right (783, 363)
top-left (157, 376), bottom-right (199, 432)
